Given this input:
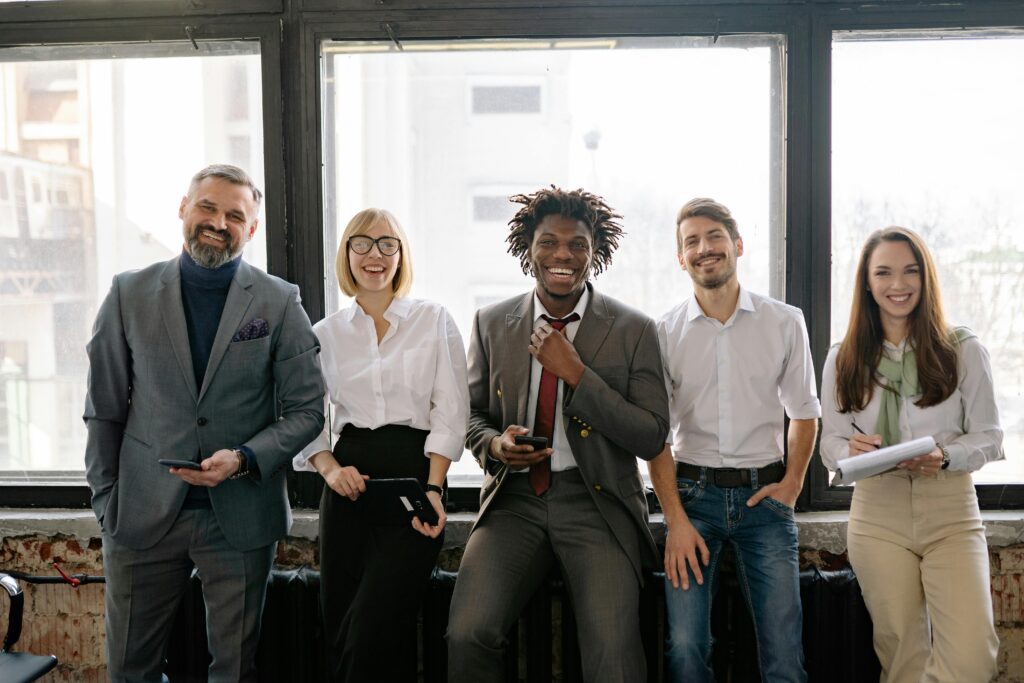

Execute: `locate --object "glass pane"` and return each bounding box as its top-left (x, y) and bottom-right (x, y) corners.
top-left (831, 33), bottom-right (1024, 484)
top-left (323, 36), bottom-right (786, 481)
top-left (0, 41), bottom-right (265, 480)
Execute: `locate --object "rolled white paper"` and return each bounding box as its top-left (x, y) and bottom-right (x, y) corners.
top-left (831, 436), bottom-right (937, 486)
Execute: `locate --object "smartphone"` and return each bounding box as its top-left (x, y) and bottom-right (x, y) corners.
top-left (361, 478), bottom-right (439, 526)
top-left (158, 458), bottom-right (202, 470)
top-left (514, 435), bottom-right (549, 450)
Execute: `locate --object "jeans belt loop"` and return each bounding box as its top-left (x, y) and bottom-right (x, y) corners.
top-left (751, 467), bottom-right (759, 489)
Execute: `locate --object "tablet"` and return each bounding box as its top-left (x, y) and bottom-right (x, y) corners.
top-left (360, 478), bottom-right (439, 526)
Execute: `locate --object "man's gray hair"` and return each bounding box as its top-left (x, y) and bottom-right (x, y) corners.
top-left (187, 164), bottom-right (263, 208)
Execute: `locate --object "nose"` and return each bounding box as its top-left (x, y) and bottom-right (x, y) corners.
top-left (553, 241), bottom-right (573, 259)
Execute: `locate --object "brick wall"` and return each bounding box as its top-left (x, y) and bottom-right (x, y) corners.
top-left (3, 533), bottom-right (1023, 682)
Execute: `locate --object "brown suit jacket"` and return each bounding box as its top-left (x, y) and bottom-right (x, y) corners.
top-left (465, 283), bottom-right (669, 580)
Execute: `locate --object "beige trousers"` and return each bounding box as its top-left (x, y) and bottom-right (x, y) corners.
top-left (848, 470), bottom-right (998, 683)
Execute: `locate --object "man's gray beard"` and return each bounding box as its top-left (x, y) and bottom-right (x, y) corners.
top-left (187, 237), bottom-right (237, 269)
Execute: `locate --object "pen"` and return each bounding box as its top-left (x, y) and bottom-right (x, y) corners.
top-left (851, 422), bottom-right (880, 449)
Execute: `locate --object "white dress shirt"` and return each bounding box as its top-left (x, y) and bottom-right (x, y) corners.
top-left (658, 287), bottom-right (821, 468)
top-left (518, 288), bottom-right (590, 473)
top-left (820, 335), bottom-right (1004, 473)
top-left (293, 297), bottom-right (470, 471)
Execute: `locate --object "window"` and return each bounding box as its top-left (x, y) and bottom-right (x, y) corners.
top-left (322, 35), bottom-right (786, 480)
top-left (0, 41), bottom-right (265, 482)
top-left (831, 31), bottom-right (1024, 486)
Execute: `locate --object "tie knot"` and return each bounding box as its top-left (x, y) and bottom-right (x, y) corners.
top-left (541, 313), bottom-right (580, 331)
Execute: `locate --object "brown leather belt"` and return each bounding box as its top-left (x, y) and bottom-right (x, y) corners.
top-left (676, 460), bottom-right (786, 488)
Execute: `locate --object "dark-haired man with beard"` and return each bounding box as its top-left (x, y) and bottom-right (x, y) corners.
top-left (446, 186), bottom-right (669, 683)
top-left (85, 164), bottom-right (323, 682)
top-left (649, 198), bottom-right (820, 683)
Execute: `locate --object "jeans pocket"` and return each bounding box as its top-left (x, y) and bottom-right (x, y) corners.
top-left (761, 495), bottom-right (794, 518)
top-left (676, 477), bottom-right (703, 506)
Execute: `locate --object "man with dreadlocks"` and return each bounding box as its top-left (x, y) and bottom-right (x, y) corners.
top-left (446, 186), bottom-right (669, 682)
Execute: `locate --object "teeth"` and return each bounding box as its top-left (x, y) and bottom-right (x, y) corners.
top-left (548, 268), bottom-right (574, 276)
top-left (201, 230), bottom-right (225, 242)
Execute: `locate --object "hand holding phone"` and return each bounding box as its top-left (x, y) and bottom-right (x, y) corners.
top-left (158, 458), bottom-right (202, 470)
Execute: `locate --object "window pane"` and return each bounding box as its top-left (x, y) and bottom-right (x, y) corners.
top-left (831, 33), bottom-right (1024, 484)
top-left (0, 42), bottom-right (265, 480)
top-left (323, 36), bottom-right (785, 480)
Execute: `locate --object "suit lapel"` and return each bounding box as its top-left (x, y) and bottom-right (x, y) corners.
top-left (504, 291), bottom-right (535, 424)
top-left (198, 260), bottom-right (255, 402)
top-left (158, 257), bottom-right (199, 402)
top-left (573, 284), bottom-right (614, 367)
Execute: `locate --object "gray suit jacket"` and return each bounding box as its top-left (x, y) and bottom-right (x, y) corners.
top-left (83, 255), bottom-right (324, 551)
top-left (466, 284), bottom-right (669, 580)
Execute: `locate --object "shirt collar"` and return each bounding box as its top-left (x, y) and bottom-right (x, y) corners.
top-left (341, 295), bottom-right (413, 322)
top-left (686, 285), bottom-right (754, 322)
top-left (532, 286), bottom-right (590, 325)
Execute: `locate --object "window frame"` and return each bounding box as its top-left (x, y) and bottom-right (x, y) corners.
top-left (1, 0), bottom-right (1022, 511)
top-left (0, 10), bottom-right (286, 508)
top-left (804, 4), bottom-right (1024, 511)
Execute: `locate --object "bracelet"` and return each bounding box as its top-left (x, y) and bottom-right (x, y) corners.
top-left (425, 483), bottom-right (444, 496)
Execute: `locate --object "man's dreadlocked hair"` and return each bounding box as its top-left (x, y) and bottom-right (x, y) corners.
top-left (506, 186), bottom-right (624, 277)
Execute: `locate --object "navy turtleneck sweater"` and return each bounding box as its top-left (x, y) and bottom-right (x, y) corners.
top-left (180, 249), bottom-right (241, 389)
top-left (180, 249), bottom-right (241, 507)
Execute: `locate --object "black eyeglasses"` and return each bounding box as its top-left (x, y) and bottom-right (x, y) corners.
top-left (348, 235), bottom-right (402, 256)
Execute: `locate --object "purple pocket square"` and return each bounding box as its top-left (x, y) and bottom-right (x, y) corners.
top-left (232, 318), bottom-right (270, 342)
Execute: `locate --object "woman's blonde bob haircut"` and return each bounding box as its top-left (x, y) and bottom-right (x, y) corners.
top-left (335, 208), bottom-right (414, 298)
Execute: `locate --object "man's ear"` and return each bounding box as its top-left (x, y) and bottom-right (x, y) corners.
top-left (677, 251), bottom-right (687, 271)
top-left (178, 195), bottom-right (188, 219)
top-left (246, 219), bottom-right (260, 242)
top-left (736, 236), bottom-right (744, 258)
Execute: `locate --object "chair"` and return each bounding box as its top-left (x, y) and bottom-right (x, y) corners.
top-left (0, 573), bottom-right (58, 683)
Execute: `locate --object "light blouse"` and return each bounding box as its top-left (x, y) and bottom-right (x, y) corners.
top-left (293, 297), bottom-right (469, 471)
top-left (820, 335), bottom-right (1003, 473)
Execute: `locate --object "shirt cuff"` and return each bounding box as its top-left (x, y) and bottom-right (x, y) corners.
top-left (425, 433), bottom-right (464, 461)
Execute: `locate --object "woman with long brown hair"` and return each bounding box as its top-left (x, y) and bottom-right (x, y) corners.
top-left (820, 226), bottom-right (1001, 682)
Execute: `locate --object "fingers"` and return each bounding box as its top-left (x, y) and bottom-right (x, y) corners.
top-left (746, 485), bottom-right (771, 507)
top-left (685, 550), bottom-right (704, 588)
top-left (503, 448), bottom-right (553, 468)
top-left (849, 433), bottom-right (882, 455)
top-left (664, 553), bottom-right (681, 590)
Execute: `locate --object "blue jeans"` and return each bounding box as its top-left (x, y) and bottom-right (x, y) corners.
top-left (664, 470), bottom-right (806, 683)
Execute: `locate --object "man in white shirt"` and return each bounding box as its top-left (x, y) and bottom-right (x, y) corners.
top-left (446, 186), bottom-right (669, 683)
top-left (649, 198), bottom-right (820, 683)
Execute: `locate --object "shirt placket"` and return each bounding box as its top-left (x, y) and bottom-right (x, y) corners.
top-left (716, 322), bottom-right (732, 461)
top-left (366, 317), bottom-right (386, 424)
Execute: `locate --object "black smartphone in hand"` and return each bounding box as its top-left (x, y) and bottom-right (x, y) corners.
top-left (514, 435), bottom-right (549, 450)
top-left (158, 458), bottom-right (202, 470)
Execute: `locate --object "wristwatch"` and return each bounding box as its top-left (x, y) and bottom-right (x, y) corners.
top-left (425, 483), bottom-right (444, 496)
top-left (229, 449), bottom-right (250, 479)
top-left (939, 444), bottom-right (951, 470)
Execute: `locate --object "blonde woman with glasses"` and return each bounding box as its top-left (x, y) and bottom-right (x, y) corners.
top-left (293, 209), bottom-right (469, 682)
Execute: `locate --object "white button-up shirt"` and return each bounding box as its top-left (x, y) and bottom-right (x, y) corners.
top-left (658, 287), bottom-right (821, 468)
top-left (293, 297), bottom-right (470, 471)
top-left (518, 288), bottom-right (589, 473)
top-left (820, 336), bottom-right (1004, 473)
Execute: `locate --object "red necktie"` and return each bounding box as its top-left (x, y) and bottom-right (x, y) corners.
top-left (530, 313), bottom-right (580, 496)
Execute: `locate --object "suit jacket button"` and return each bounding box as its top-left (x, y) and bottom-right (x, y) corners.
top-left (497, 389), bottom-right (502, 398)
top-left (580, 429), bottom-right (589, 438)
top-left (593, 484), bottom-right (602, 491)
top-left (197, 417), bottom-right (208, 426)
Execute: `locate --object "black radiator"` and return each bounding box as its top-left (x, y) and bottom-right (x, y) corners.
top-left (165, 563), bottom-right (879, 682)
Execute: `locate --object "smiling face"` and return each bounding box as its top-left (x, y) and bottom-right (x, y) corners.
top-left (349, 221), bottom-right (401, 295)
top-left (677, 214), bottom-right (743, 291)
top-left (867, 239), bottom-right (922, 331)
top-left (529, 214), bottom-right (593, 310)
top-left (180, 176), bottom-right (259, 268)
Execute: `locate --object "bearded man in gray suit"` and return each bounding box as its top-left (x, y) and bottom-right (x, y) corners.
top-left (447, 187), bottom-right (669, 683)
top-left (84, 164), bottom-right (324, 682)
